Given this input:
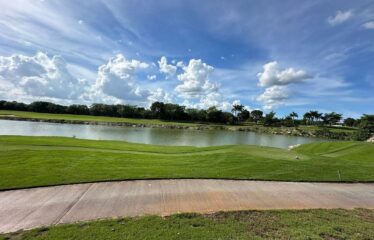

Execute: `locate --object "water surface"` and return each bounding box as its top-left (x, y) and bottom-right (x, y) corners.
top-left (0, 119), bottom-right (328, 148)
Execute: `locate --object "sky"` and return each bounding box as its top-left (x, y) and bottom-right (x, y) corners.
top-left (0, 0), bottom-right (373, 118)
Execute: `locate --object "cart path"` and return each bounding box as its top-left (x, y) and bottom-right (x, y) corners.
top-left (1, 179), bottom-right (374, 233)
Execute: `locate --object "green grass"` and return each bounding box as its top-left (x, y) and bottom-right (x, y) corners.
top-left (1, 209), bottom-right (373, 240)
top-left (298, 125), bottom-right (358, 133)
top-left (0, 136), bottom-right (373, 190)
top-left (0, 110), bottom-right (203, 127)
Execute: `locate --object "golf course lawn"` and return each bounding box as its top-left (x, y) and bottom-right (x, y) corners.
top-left (0, 136), bottom-right (373, 190)
top-left (0, 110), bottom-right (203, 127)
top-left (1, 209), bottom-right (373, 240)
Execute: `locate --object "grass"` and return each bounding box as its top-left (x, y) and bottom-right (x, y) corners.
top-left (0, 110), bottom-right (205, 127)
top-left (1, 209), bottom-right (373, 240)
top-left (298, 125), bottom-right (358, 133)
top-left (0, 136), bottom-right (373, 190)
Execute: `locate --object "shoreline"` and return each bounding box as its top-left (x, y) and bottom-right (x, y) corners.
top-left (0, 115), bottom-right (354, 140)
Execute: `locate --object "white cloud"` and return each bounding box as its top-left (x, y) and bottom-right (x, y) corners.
top-left (176, 59), bottom-right (218, 99)
top-left (0, 1), bottom-right (113, 66)
top-left (158, 56), bottom-right (177, 76)
top-left (256, 86), bottom-right (289, 110)
top-left (0, 52), bottom-right (84, 99)
top-left (147, 88), bottom-right (172, 104)
top-left (198, 92), bottom-right (225, 109)
top-left (363, 21), bottom-right (374, 29)
top-left (182, 92), bottom-right (240, 112)
top-left (256, 62), bottom-right (311, 109)
top-left (147, 74), bottom-right (156, 80)
top-left (257, 61), bottom-right (311, 87)
top-left (176, 61), bottom-right (185, 68)
top-left (327, 10), bottom-right (353, 26)
top-left (90, 54), bottom-right (150, 103)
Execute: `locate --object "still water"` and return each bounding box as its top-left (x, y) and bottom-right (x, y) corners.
top-left (0, 120), bottom-right (327, 148)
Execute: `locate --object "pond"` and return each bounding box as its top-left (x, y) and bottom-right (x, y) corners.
top-left (0, 119), bottom-right (328, 148)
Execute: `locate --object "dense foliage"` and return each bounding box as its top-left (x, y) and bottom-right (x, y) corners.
top-left (0, 100), bottom-right (372, 133)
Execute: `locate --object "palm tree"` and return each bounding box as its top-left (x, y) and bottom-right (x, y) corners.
top-left (310, 111), bottom-right (322, 124)
top-left (289, 112), bottom-right (298, 126)
top-left (303, 112), bottom-right (312, 125)
top-left (323, 112), bottom-right (343, 126)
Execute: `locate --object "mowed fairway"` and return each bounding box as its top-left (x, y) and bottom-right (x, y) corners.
top-left (0, 136), bottom-right (373, 190)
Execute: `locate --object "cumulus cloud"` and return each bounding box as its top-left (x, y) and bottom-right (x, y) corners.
top-left (0, 52), bottom-right (83, 100)
top-left (363, 21), bottom-right (374, 29)
top-left (90, 54), bottom-right (150, 103)
top-left (176, 59), bottom-right (218, 99)
top-left (256, 61), bottom-right (311, 109)
top-left (176, 61), bottom-right (185, 68)
top-left (327, 10), bottom-right (353, 26)
top-left (256, 86), bottom-right (289, 110)
top-left (257, 61), bottom-right (311, 87)
top-left (147, 74), bottom-right (156, 80)
top-left (158, 56), bottom-right (177, 76)
top-left (182, 92), bottom-right (241, 112)
top-left (147, 88), bottom-right (172, 104)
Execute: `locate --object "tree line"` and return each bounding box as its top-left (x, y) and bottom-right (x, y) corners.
top-left (0, 100), bottom-right (372, 132)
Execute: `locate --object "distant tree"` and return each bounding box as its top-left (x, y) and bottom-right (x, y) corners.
top-left (304, 111), bottom-right (322, 125)
top-left (116, 105), bottom-right (136, 118)
top-left (206, 106), bottom-right (223, 123)
top-left (150, 102), bottom-right (165, 119)
top-left (67, 104), bottom-right (89, 115)
top-left (28, 101), bottom-right (66, 114)
top-left (288, 112), bottom-right (298, 126)
top-left (251, 110), bottom-right (263, 123)
top-left (359, 114), bottom-right (374, 134)
top-left (186, 108), bottom-right (207, 122)
top-left (0, 99), bottom-right (364, 128)
top-left (310, 111), bottom-right (323, 124)
top-left (135, 107), bottom-right (152, 119)
top-left (322, 112), bottom-right (342, 126)
top-left (0, 101), bottom-right (27, 111)
top-left (238, 109), bottom-right (250, 122)
top-left (289, 112), bottom-right (298, 120)
top-left (281, 116), bottom-right (294, 127)
top-left (221, 111), bottom-right (236, 124)
top-left (263, 111), bottom-right (277, 126)
top-left (231, 104), bottom-right (244, 117)
top-left (89, 103), bottom-right (118, 117)
top-left (303, 112), bottom-right (312, 125)
top-left (163, 103), bottom-right (186, 120)
top-left (343, 117), bottom-right (356, 127)
top-left (349, 114), bottom-right (374, 140)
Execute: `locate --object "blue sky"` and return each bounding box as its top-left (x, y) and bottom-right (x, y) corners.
top-left (0, 0), bottom-right (373, 117)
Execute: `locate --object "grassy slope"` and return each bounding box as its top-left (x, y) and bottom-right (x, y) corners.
top-left (1, 209), bottom-right (373, 240)
top-left (0, 136), bottom-right (373, 190)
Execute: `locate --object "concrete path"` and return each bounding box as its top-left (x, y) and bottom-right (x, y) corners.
top-left (1, 179), bottom-right (374, 233)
